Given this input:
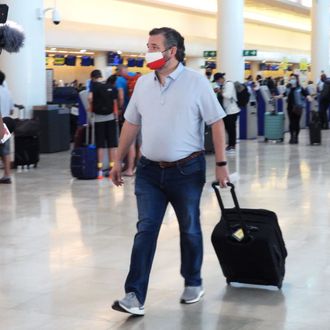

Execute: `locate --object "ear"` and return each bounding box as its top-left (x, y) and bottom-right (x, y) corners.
top-left (170, 46), bottom-right (177, 58)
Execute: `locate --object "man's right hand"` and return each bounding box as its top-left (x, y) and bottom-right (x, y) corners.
top-left (111, 161), bottom-right (124, 186)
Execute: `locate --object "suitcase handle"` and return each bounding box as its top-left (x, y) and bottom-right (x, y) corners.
top-left (212, 181), bottom-right (249, 240)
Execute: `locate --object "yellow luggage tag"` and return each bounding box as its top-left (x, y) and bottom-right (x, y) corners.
top-left (232, 228), bottom-right (244, 242)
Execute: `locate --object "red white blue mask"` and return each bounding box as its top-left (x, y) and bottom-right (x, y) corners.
top-left (145, 51), bottom-right (167, 70)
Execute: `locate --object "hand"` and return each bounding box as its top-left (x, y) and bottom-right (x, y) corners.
top-left (307, 95), bottom-right (313, 102)
top-left (0, 123), bottom-right (5, 140)
top-left (111, 161), bottom-right (124, 186)
top-left (216, 165), bottom-right (230, 188)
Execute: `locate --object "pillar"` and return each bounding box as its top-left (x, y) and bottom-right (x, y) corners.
top-left (0, 0), bottom-right (46, 118)
top-left (311, 0), bottom-right (330, 83)
top-left (217, 0), bottom-right (244, 82)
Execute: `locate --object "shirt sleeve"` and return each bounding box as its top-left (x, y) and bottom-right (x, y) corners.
top-left (124, 83), bottom-right (141, 125)
top-left (198, 76), bottom-right (226, 126)
top-left (222, 81), bottom-right (236, 101)
top-left (115, 77), bottom-right (125, 90)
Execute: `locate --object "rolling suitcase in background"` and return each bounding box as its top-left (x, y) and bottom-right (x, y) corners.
top-left (14, 107), bottom-right (41, 168)
top-left (309, 111), bottom-right (321, 145)
top-left (264, 112), bottom-right (285, 142)
top-left (211, 182), bottom-right (287, 289)
top-left (71, 116), bottom-right (98, 180)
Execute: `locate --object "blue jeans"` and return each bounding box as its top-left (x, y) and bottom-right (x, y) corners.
top-left (124, 154), bottom-right (206, 305)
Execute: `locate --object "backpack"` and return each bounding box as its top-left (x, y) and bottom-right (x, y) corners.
top-left (234, 81), bottom-right (250, 108)
top-left (92, 82), bottom-right (116, 115)
top-left (320, 79), bottom-right (330, 101)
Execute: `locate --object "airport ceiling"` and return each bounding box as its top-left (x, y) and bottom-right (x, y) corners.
top-left (122, 0), bottom-right (310, 16)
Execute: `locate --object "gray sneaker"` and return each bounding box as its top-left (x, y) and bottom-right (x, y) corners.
top-left (180, 286), bottom-right (204, 304)
top-left (112, 292), bottom-right (145, 316)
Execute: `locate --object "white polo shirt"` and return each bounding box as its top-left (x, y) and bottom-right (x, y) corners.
top-left (124, 63), bottom-right (226, 162)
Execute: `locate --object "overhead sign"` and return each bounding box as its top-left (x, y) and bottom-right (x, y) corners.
top-left (243, 49), bottom-right (257, 56)
top-left (299, 58), bottom-right (308, 71)
top-left (203, 50), bottom-right (217, 58)
top-left (280, 57), bottom-right (289, 70)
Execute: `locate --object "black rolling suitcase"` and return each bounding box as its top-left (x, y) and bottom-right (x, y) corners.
top-left (211, 182), bottom-right (287, 289)
top-left (14, 118), bottom-right (40, 168)
top-left (309, 111), bottom-right (321, 145)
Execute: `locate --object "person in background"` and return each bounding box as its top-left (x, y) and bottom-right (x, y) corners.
top-left (318, 72), bottom-right (330, 129)
top-left (205, 66), bottom-right (213, 83)
top-left (246, 75), bottom-right (257, 105)
top-left (316, 72), bottom-right (326, 94)
top-left (213, 72), bottom-right (240, 153)
top-left (280, 73), bottom-right (310, 144)
top-left (0, 71), bottom-right (14, 184)
top-left (111, 27), bottom-right (229, 316)
top-left (88, 70), bottom-right (118, 179)
top-left (116, 64), bottom-right (137, 176)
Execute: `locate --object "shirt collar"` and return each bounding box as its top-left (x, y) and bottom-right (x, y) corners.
top-left (153, 62), bottom-right (185, 81)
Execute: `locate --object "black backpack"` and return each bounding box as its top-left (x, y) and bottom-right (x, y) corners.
top-left (320, 79), bottom-right (330, 101)
top-left (92, 82), bottom-right (116, 115)
top-left (234, 81), bottom-right (250, 108)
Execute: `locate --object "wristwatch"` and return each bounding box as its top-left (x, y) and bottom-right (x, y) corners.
top-left (216, 161), bottom-right (227, 167)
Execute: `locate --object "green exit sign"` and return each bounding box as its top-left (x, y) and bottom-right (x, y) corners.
top-left (243, 49), bottom-right (257, 56)
top-left (203, 50), bottom-right (217, 58)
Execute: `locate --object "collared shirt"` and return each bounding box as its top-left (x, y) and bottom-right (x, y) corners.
top-left (124, 63), bottom-right (226, 162)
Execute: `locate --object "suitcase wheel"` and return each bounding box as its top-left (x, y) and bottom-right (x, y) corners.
top-left (226, 279), bottom-right (231, 285)
top-left (264, 138), bottom-right (268, 142)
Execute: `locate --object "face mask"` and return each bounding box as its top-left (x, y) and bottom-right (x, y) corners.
top-left (145, 51), bottom-right (169, 70)
top-left (290, 79), bottom-right (297, 87)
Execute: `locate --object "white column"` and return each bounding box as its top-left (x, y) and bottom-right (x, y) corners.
top-left (0, 0), bottom-right (46, 118)
top-left (217, 0), bottom-right (244, 82)
top-left (94, 51), bottom-right (110, 78)
top-left (311, 0), bottom-right (330, 83)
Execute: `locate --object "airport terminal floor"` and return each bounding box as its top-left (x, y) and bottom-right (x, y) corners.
top-left (1, 129), bottom-right (330, 330)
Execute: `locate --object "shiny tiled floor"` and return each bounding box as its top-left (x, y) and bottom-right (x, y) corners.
top-left (1, 129), bottom-right (330, 330)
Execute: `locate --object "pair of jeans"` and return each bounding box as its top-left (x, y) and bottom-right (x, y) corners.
top-left (124, 154), bottom-right (206, 305)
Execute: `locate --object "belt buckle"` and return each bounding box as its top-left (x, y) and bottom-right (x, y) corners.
top-left (159, 162), bottom-right (166, 168)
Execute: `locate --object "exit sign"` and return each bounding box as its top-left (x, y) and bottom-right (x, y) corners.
top-left (203, 50), bottom-right (217, 58)
top-left (243, 49), bottom-right (257, 56)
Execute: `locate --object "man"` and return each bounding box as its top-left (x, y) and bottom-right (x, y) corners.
top-left (111, 27), bottom-right (229, 316)
top-left (213, 72), bottom-right (240, 153)
top-left (88, 70), bottom-right (118, 179)
top-left (0, 71), bottom-right (14, 184)
top-left (116, 64), bottom-right (137, 177)
top-left (318, 73), bottom-right (330, 129)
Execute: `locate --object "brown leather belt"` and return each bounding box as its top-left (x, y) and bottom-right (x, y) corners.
top-left (150, 151), bottom-right (204, 169)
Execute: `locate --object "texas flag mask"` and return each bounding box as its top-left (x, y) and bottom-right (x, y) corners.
top-left (145, 52), bottom-right (166, 70)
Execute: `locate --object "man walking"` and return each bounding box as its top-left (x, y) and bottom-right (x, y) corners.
top-left (111, 27), bottom-right (229, 316)
top-left (0, 71), bottom-right (14, 184)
